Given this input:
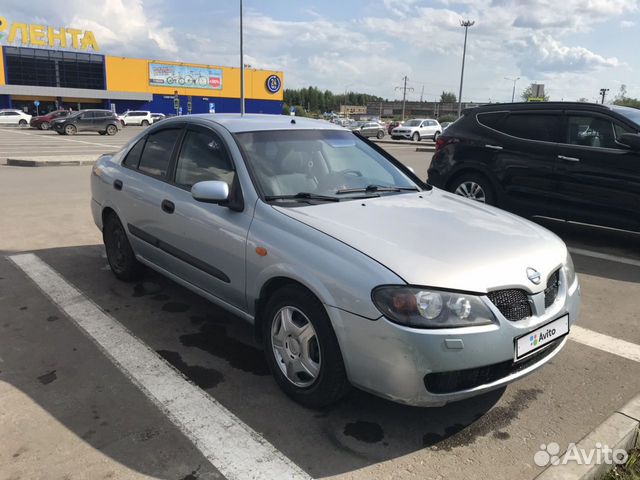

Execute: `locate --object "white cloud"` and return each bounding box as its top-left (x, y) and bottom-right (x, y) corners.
top-left (620, 20), bottom-right (636, 27)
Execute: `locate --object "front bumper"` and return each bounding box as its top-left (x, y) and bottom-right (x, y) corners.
top-left (392, 131), bottom-right (413, 139)
top-left (328, 272), bottom-right (580, 407)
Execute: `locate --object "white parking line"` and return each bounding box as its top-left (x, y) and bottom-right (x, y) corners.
top-left (9, 253), bottom-right (310, 480)
top-left (570, 326), bottom-right (640, 363)
top-left (569, 247), bottom-right (640, 268)
top-left (0, 129), bottom-right (121, 148)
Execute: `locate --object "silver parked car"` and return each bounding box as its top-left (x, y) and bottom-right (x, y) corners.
top-left (91, 114), bottom-right (580, 408)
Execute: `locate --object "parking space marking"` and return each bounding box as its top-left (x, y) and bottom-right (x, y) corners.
top-left (571, 325), bottom-right (640, 363)
top-left (0, 129), bottom-right (121, 148)
top-left (9, 253), bottom-right (310, 480)
top-left (569, 247), bottom-right (640, 268)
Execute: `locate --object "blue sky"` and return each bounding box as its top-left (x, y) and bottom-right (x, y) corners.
top-left (3, 0), bottom-right (639, 102)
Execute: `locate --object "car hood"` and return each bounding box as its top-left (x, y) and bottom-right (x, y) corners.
top-left (273, 189), bottom-right (566, 293)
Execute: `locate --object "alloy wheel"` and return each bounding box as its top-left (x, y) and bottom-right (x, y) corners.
top-left (455, 181), bottom-right (487, 203)
top-left (271, 306), bottom-right (321, 388)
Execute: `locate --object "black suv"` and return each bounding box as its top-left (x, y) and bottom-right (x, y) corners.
top-left (52, 109), bottom-right (121, 136)
top-left (428, 102), bottom-right (640, 233)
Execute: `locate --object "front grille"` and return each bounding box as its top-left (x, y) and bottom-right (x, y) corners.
top-left (424, 339), bottom-right (563, 394)
top-left (544, 269), bottom-right (560, 308)
top-left (487, 288), bottom-right (532, 321)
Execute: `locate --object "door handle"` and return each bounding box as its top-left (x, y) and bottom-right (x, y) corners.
top-left (113, 179), bottom-right (123, 191)
top-left (161, 199), bottom-right (175, 214)
top-left (558, 155), bottom-right (580, 162)
top-left (485, 144), bottom-right (503, 150)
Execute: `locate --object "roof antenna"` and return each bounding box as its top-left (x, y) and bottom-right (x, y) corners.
top-left (240, 0), bottom-right (245, 116)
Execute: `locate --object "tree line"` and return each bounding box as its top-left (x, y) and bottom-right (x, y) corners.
top-left (283, 87), bottom-right (384, 114)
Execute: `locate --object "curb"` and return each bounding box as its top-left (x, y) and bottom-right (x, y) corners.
top-left (416, 147), bottom-right (435, 152)
top-left (6, 158), bottom-right (97, 167)
top-left (535, 394), bottom-right (640, 480)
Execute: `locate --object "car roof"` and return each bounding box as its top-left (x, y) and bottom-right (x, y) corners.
top-left (161, 114), bottom-right (348, 133)
top-left (464, 101), bottom-right (620, 115)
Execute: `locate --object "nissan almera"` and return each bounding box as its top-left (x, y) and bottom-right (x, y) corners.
top-left (91, 114), bottom-right (580, 408)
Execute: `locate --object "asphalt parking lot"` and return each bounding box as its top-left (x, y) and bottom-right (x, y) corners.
top-left (0, 126), bottom-right (639, 480)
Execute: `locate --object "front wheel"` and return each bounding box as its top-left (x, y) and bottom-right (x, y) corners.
top-left (40, 122), bottom-right (51, 130)
top-left (64, 124), bottom-right (77, 135)
top-left (106, 124), bottom-right (118, 136)
top-left (412, 132), bottom-right (420, 142)
top-left (450, 172), bottom-right (496, 205)
top-left (103, 214), bottom-right (144, 281)
top-left (263, 286), bottom-right (349, 408)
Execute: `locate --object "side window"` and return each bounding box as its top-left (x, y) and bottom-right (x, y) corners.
top-left (122, 137), bottom-right (146, 169)
top-left (138, 128), bottom-right (182, 178)
top-left (496, 113), bottom-right (560, 142)
top-left (565, 116), bottom-right (620, 149)
top-left (174, 129), bottom-right (235, 189)
top-left (477, 112), bottom-right (508, 130)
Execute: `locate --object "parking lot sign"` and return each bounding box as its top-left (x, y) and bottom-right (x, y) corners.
top-left (209, 102), bottom-right (215, 114)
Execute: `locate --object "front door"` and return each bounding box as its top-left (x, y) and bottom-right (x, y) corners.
top-left (159, 124), bottom-right (251, 310)
top-left (555, 111), bottom-right (640, 231)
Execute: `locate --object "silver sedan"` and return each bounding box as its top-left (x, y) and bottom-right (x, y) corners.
top-left (91, 114), bottom-right (580, 408)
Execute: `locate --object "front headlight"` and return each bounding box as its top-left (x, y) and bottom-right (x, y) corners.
top-left (372, 286), bottom-right (496, 328)
top-left (565, 251), bottom-right (576, 287)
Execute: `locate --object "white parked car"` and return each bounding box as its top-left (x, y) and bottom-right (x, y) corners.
top-left (0, 109), bottom-right (32, 127)
top-left (392, 118), bottom-right (442, 142)
top-left (120, 111), bottom-right (153, 126)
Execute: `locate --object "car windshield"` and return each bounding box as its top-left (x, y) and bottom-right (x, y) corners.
top-left (235, 129), bottom-right (421, 203)
top-left (404, 120), bottom-right (421, 126)
top-left (612, 106), bottom-right (640, 127)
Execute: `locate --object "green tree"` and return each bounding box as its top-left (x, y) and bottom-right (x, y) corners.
top-left (440, 91), bottom-right (457, 103)
top-left (520, 85), bottom-right (550, 102)
top-left (613, 84), bottom-right (640, 108)
top-left (282, 104), bottom-right (290, 115)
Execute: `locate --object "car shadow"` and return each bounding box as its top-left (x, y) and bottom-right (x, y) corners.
top-left (0, 244), bottom-right (530, 478)
top-left (533, 218), bottom-right (640, 284)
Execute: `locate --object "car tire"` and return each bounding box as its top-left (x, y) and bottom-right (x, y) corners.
top-left (64, 124), bottom-right (77, 135)
top-left (449, 172), bottom-right (496, 205)
top-left (376, 130), bottom-right (384, 139)
top-left (141, 120), bottom-right (149, 127)
top-left (106, 124), bottom-right (118, 136)
top-left (433, 131), bottom-right (441, 141)
top-left (18, 119), bottom-right (27, 127)
top-left (103, 213), bottom-right (144, 281)
top-left (263, 285), bottom-right (349, 409)
top-left (40, 122), bottom-right (51, 130)
top-left (412, 132), bottom-right (420, 142)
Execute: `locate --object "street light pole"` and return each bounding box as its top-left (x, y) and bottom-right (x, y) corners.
top-left (240, 0), bottom-right (245, 116)
top-left (457, 19), bottom-right (475, 118)
top-left (505, 76), bottom-right (520, 102)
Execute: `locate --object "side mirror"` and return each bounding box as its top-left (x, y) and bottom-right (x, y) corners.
top-left (191, 180), bottom-right (229, 204)
top-left (618, 133), bottom-right (640, 151)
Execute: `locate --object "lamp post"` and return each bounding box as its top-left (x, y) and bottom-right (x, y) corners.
top-left (240, 0), bottom-right (245, 116)
top-left (457, 19), bottom-right (475, 118)
top-left (505, 76), bottom-right (520, 102)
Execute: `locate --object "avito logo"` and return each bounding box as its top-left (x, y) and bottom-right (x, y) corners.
top-left (531, 327), bottom-right (556, 347)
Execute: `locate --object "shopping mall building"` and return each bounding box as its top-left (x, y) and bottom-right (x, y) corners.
top-left (0, 17), bottom-right (284, 116)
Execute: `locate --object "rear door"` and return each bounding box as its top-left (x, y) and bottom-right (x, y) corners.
top-left (478, 110), bottom-right (563, 214)
top-left (76, 112), bottom-right (94, 131)
top-left (113, 126), bottom-right (185, 267)
top-left (555, 111), bottom-right (640, 230)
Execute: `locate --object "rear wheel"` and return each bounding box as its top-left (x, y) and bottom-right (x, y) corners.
top-left (412, 132), bottom-right (420, 142)
top-left (263, 285), bottom-right (349, 408)
top-left (40, 121), bottom-right (51, 130)
top-left (450, 172), bottom-right (496, 205)
top-left (106, 124), bottom-right (118, 136)
top-left (376, 130), bottom-right (384, 139)
top-left (103, 213), bottom-right (144, 281)
top-left (433, 131), bottom-right (441, 141)
top-left (18, 119), bottom-right (27, 127)
top-left (141, 120), bottom-right (149, 127)
top-left (64, 124), bottom-right (77, 135)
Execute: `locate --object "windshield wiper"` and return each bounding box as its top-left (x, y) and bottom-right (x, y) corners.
top-left (336, 184), bottom-right (420, 195)
top-left (264, 192), bottom-right (341, 202)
